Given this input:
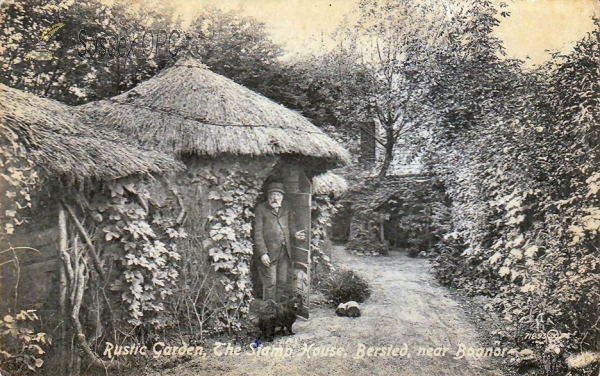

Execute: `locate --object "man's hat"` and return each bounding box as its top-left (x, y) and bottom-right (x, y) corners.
top-left (267, 182), bottom-right (285, 194)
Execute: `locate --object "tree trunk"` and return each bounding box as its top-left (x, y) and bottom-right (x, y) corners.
top-left (378, 125), bottom-right (395, 179)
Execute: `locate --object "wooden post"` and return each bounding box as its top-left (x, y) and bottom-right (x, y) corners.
top-left (282, 163), bottom-right (312, 318)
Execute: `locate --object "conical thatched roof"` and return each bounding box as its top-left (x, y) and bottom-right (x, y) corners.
top-left (78, 58), bottom-right (351, 167)
top-left (0, 84), bottom-right (182, 181)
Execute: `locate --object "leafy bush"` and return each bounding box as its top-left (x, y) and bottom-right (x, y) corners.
top-left (318, 269), bottom-right (371, 306)
top-left (346, 217), bottom-right (390, 256)
top-left (0, 310), bottom-right (49, 374)
top-left (424, 13), bottom-right (600, 376)
top-left (342, 172), bottom-right (449, 258)
top-left (310, 194), bottom-right (340, 289)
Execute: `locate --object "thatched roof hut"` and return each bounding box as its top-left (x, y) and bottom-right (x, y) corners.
top-left (0, 83), bottom-right (181, 181)
top-left (71, 58), bottom-right (352, 325)
top-left (0, 84), bottom-right (185, 359)
top-left (78, 58), bottom-right (350, 169)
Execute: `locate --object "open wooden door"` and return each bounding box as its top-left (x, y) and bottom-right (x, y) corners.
top-left (283, 166), bottom-right (311, 319)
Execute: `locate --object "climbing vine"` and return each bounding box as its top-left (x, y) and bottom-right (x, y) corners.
top-left (89, 178), bottom-right (184, 329)
top-left (204, 162), bottom-right (268, 333)
top-left (0, 129), bottom-right (37, 240)
top-left (310, 194), bottom-right (339, 272)
top-left (0, 310), bottom-right (49, 373)
top-left (0, 129), bottom-right (47, 373)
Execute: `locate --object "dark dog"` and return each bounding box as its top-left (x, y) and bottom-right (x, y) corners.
top-left (257, 300), bottom-right (278, 342)
top-left (258, 295), bottom-right (303, 342)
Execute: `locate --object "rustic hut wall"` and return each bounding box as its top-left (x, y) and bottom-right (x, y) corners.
top-left (0, 154), bottom-right (296, 335)
top-left (0, 194), bottom-right (61, 323)
top-left (141, 154), bottom-right (279, 331)
top-left (146, 154), bottom-right (279, 252)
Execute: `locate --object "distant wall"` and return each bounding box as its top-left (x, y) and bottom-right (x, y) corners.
top-left (359, 121), bottom-right (377, 166)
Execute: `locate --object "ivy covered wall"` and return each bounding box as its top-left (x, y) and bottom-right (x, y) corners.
top-left (156, 155), bottom-right (279, 334)
top-left (0, 153), bottom-right (283, 373)
top-left (0, 191), bottom-right (61, 321)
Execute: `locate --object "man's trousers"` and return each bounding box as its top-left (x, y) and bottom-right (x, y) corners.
top-left (257, 246), bottom-right (289, 302)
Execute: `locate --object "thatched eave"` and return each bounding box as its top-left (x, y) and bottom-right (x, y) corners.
top-left (312, 171), bottom-right (349, 198)
top-left (0, 84), bottom-right (183, 182)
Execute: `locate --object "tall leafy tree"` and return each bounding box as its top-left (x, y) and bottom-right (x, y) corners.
top-left (187, 7), bottom-right (283, 93)
top-left (345, 0), bottom-right (452, 177)
top-left (0, 2), bottom-right (289, 106)
top-left (0, 0), bottom-right (182, 104)
top-left (289, 0), bottom-right (463, 178)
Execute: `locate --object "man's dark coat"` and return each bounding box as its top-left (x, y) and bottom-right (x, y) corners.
top-left (253, 201), bottom-right (294, 261)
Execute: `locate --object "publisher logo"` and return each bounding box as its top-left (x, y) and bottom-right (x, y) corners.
top-left (24, 22), bottom-right (65, 61)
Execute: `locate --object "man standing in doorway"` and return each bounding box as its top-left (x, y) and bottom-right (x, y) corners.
top-left (254, 182), bottom-right (306, 302)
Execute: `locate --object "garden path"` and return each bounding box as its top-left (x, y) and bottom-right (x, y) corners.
top-left (152, 245), bottom-right (506, 376)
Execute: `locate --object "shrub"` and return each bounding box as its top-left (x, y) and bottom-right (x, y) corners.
top-left (0, 310), bottom-right (49, 374)
top-left (424, 18), bottom-right (600, 375)
top-left (318, 269), bottom-right (371, 306)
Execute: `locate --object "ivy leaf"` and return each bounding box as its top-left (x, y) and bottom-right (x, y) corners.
top-left (489, 252), bottom-right (502, 264)
top-left (524, 245), bottom-right (538, 258)
top-left (110, 183), bottom-right (125, 197)
top-left (105, 230), bottom-right (120, 241)
top-left (510, 249), bottom-right (523, 260)
top-left (123, 182), bottom-right (136, 193)
top-left (498, 266), bottom-right (510, 277)
top-left (521, 284), bottom-right (536, 293)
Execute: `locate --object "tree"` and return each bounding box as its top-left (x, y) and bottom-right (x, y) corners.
top-left (285, 0), bottom-right (469, 178)
top-left (187, 7), bottom-right (284, 93)
top-left (0, 0), bottom-right (182, 104)
top-left (274, 52), bottom-right (373, 158)
top-left (348, 0), bottom-right (450, 177)
top-left (0, 1), bottom-right (291, 106)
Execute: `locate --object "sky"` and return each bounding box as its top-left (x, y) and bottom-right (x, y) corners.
top-left (495, 0), bottom-right (599, 65)
top-left (168, 0), bottom-right (599, 66)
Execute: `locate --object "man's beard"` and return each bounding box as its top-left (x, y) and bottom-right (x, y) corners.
top-left (269, 200), bottom-right (282, 209)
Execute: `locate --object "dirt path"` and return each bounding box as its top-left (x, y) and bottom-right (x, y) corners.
top-left (150, 246), bottom-right (506, 376)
